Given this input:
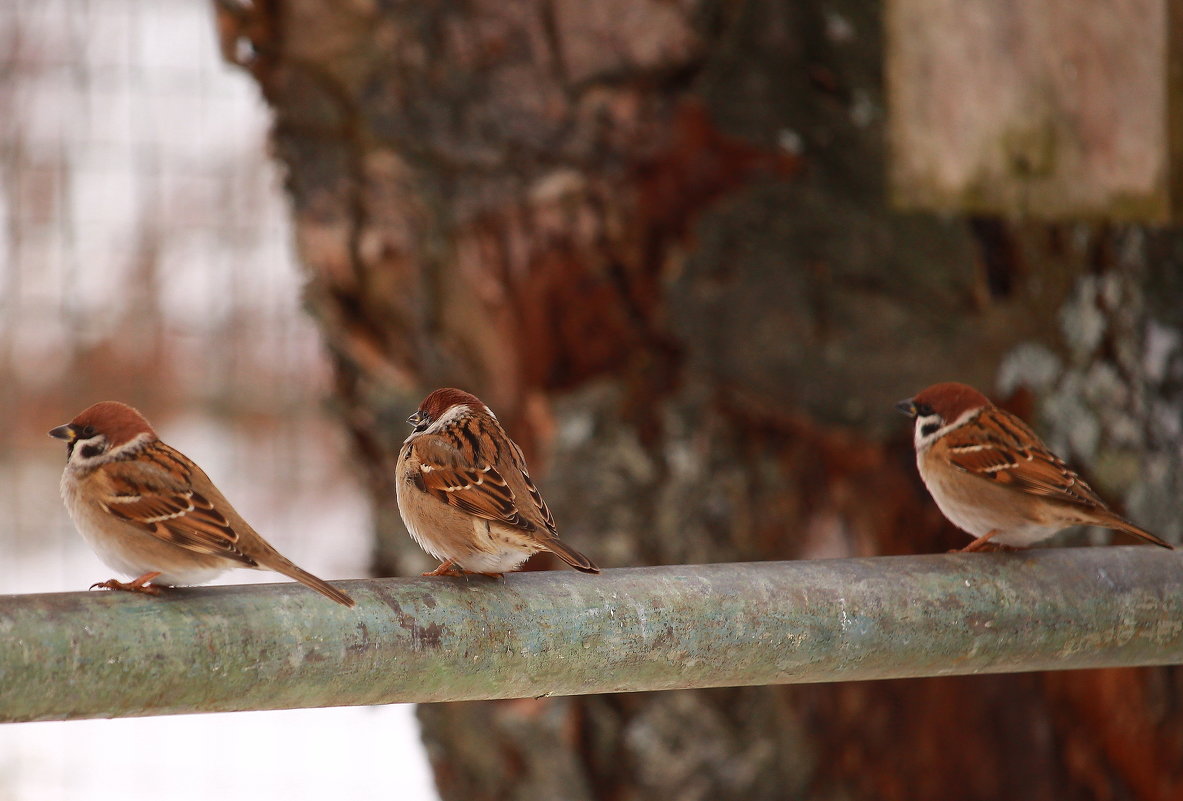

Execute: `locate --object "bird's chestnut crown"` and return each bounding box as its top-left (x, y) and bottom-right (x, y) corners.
top-left (49, 401), bottom-right (156, 460)
top-left (909, 383), bottom-right (990, 421)
top-left (407, 388), bottom-right (485, 431)
top-left (68, 401), bottom-right (155, 443)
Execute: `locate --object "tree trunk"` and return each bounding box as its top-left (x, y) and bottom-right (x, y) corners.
top-left (224, 0), bottom-right (1183, 798)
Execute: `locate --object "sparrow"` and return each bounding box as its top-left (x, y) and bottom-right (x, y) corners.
top-left (897, 382), bottom-right (1173, 552)
top-left (396, 388), bottom-right (600, 577)
top-left (49, 401), bottom-right (355, 606)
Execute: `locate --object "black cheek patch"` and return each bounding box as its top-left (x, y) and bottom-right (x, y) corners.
top-left (79, 443), bottom-right (106, 460)
top-left (920, 423), bottom-right (940, 437)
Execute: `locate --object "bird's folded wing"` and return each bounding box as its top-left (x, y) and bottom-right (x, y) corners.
top-left (411, 436), bottom-right (535, 531)
top-left (93, 450), bottom-right (257, 565)
top-left (945, 432), bottom-right (1104, 508)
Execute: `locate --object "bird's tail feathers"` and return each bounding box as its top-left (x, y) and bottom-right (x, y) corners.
top-left (545, 539), bottom-right (600, 574)
top-left (1103, 514), bottom-right (1174, 550)
top-left (259, 554), bottom-right (357, 606)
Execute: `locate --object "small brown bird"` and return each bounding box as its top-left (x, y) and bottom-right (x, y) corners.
top-left (396, 388), bottom-right (599, 577)
top-left (50, 401), bottom-right (355, 606)
top-left (897, 382), bottom-right (1173, 552)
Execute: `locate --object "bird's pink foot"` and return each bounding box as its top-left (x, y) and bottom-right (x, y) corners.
top-left (90, 571), bottom-right (163, 595)
top-left (422, 561), bottom-right (465, 577)
top-left (421, 561), bottom-right (504, 579)
top-left (948, 543), bottom-right (1022, 554)
top-left (956, 530), bottom-right (1000, 553)
top-left (953, 531), bottom-right (1025, 553)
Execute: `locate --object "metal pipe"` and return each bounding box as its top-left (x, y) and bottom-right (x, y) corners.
top-left (1, 547), bottom-right (1181, 722)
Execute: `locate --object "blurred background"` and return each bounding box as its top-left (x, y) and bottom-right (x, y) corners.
top-left (237, 1), bottom-right (1183, 799)
top-left (0, 1), bottom-right (434, 798)
top-left (6, 1), bottom-right (1183, 800)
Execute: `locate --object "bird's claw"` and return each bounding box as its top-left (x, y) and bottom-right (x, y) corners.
top-left (421, 561), bottom-right (503, 579)
top-left (89, 572), bottom-right (163, 595)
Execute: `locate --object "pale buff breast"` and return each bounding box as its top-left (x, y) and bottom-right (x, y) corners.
top-left (395, 443), bottom-right (542, 572)
top-left (60, 468), bottom-right (229, 585)
top-left (916, 448), bottom-right (1064, 547)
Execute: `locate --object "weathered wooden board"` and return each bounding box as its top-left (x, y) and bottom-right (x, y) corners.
top-left (887, 0), bottom-right (1183, 221)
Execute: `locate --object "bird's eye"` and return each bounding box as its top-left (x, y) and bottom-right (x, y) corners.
top-left (81, 425), bottom-right (97, 438)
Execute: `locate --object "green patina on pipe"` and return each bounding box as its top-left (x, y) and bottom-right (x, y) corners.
top-left (1, 548), bottom-right (1181, 722)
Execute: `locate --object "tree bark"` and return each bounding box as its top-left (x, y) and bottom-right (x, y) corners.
top-left (225, 0), bottom-right (1183, 798)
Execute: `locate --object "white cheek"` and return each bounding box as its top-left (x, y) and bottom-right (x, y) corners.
top-left (423, 405), bottom-right (466, 435)
top-left (67, 431), bottom-right (153, 470)
top-left (67, 435), bottom-right (109, 469)
top-left (913, 414), bottom-right (944, 450)
top-left (915, 407), bottom-right (981, 451)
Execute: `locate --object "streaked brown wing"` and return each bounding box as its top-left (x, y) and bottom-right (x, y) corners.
top-left (412, 436), bottom-right (535, 531)
top-left (96, 443), bottom-right (257, 566)
top-left (509, 439), bottom-right (557, 536)
top-left (943, 408), bottom-right (1106, 509)
top-left (991, 452), bottom-right (1104, 507)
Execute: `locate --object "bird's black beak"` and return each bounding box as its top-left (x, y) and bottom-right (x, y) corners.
top-left (895, 398), bottom-right (917, 418)
top-left (406, 411), bottom-right (423, 428)
top-left (48, 424), bottom-right (77, 441)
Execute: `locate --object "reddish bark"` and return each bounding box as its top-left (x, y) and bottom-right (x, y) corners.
top-left (228, 0), bottom-right (1183, 798)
